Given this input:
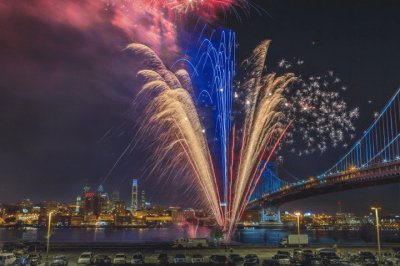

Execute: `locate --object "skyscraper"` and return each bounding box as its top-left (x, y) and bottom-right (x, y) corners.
top-left (141, 190), bottom-right (145, 209)
top-left (75, 196), bottom-right (81, 214)
top-left (131, 179), bottom-right (138, 211)
top-left (112, 190), bottom-right (120, 203)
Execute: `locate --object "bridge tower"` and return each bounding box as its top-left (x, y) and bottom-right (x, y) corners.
top-left (250, 161), bottom-right (286, 226)
top-left (259, 203), bottom-right (282, 225)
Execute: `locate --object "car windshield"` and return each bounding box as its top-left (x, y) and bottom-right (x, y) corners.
top-left (115, 255), bottom-right (125, 258)
top-left (133, 255), bottom-right (143, 259)
top-left (278, 255), bottom-right (289, 259)
top-left (175, 254), bottom-right (185, 258)
top-left (81, 255), bottom-right (90, 258)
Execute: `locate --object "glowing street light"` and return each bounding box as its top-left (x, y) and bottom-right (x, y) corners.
top-left (294, 212), bottom-right (301, 248)
top-left (371, 207), bottom-right (381, 259)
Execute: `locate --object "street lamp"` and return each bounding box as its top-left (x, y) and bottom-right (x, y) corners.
top-left (46, 211), bottom-right (53, 264)
top-left (294, 212), bottom-right (301, 248)
top-left (371, 207), bottom-right (381, 259)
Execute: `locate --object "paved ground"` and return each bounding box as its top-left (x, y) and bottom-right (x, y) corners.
top-left (38, 246), bottom-right (397, 265)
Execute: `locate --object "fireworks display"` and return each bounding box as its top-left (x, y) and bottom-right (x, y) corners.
top-left (275, 60), bottom-right (360, 155)
top-left (131, 33), bottom-right (358, 240)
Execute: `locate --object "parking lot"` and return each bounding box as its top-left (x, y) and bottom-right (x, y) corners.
top-left (3, 245), bottom-right (399, 265)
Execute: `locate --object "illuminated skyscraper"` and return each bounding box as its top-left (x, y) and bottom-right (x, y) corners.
top-left (141, 190), bottom-right (145, 209)
top-left (75, 196), bottom-right (81, 214)
top-left (131, 179), bottom-right (138, 211)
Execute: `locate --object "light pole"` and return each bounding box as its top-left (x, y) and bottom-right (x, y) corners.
top-left (371, 207), bottom-right (381, 259)
top-left (294, 212), bottom-right (301, 248)
top-left (46, 211), bottom-right (53, 264)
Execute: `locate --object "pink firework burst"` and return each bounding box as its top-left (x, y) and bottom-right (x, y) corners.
top-left (141, 0), bottom-right (249, 19)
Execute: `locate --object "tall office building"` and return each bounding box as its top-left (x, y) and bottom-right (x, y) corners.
top-left (141, 190), bottom-right (146, 209)
top-left (75, 196), bottom-right (81, 214)
top-left (131, 179), bottom-right (138, 211)
top-left (112, 190), bottom-right (120, 202)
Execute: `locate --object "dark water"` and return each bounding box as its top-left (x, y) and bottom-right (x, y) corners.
top-left (0, 226), bottom-right (211, 244)
top-left (234, 227), bottom-right (400, 246)
top-left (0, 227), bottom-right (399, 245)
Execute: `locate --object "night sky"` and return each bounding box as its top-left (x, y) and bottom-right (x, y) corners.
top-left (0, 0), bottom-right (399, 214)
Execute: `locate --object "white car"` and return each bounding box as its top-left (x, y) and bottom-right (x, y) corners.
top-left (113, 254), bottom-right (127, 265)
top-left (77, 252), bottom-right (93, 264)
top-left (173, 254), bottom-right (186, 264)
top-left (191, 254), bottom-right (204, 263)
top-left (273, 254), bottom-right (291, 265)
top-left (0, 253), bottom-right (17, 266)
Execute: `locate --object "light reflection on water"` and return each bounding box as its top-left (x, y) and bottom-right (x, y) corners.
top-left (0, 226), bottom-right (211, 243)
top-left (0, 227), bottom-right (399, 245)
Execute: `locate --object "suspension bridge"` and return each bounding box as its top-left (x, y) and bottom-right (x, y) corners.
top-left (247, 88), bottom-right (400, 223)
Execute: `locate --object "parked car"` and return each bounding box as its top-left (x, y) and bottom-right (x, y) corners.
top-left (228, 254), bottom-right (244, 265)
top-left (319, 253), bottom-right (340, 265)
top-left (131, 253), bottom-right (144, 264)
top-left (276, 251), bottom-right (291, 258)
top-left (261, 259), bottom-right (277, 266)
top-left (12, 244), bottom-right (28, 256)
top-left (358, 251), bottom-right (377, 265)
top-left (50, 255), bottom-right (68, 266)
top-left (0, 253), bottom-right (17, 266)
top-left (157, 254), bottom-right (168, 265)
top-left (78, 252), bottom-right (94, 265)
top-left (27, 254), bottom-right (41, 266)
top-left (112, 254), bottom-right (127, 265)
top-left (272, 254), bottom-right (291, 265)
top-left (244, 254), bottom-right (259, 265)
top-left (191, 254), bottom-right (204, 264)
top-left (308, 257), bottom-right (323, 265)
top-left (93, 255), bottom-right (111, 266)
top-left (209, 255), bottom-right (227, 265)
top-left (12, 257), bottom-right (31, 266)
top-left (173, 254), bottom-right (186, 264)
top-left (2, 243), bottom-right (16, 253)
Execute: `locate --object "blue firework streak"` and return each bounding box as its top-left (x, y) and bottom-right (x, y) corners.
top-left (176, 26), bottom-right (236, 215)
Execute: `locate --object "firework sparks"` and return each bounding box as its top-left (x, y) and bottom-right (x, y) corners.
top-left (131, 38), bottom-right (358, 241)
top-left (129, 43), bottom-right (224, 226)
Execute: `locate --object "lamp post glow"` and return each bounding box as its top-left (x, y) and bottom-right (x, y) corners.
top-left (294, 212), bottom-right (301, 247)
top-left (371, 207), bottom-right (381, 259)
top-left (46, 211), bottom-right (53, 263)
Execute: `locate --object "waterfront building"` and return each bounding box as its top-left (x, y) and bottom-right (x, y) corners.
top-left (114, 200), bottom-right (126, 215)
top-left (131, 178), bottom-right (138, 211)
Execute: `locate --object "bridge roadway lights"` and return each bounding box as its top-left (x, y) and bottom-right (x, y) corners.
top-left (259, 204), bottom-right (282, 226)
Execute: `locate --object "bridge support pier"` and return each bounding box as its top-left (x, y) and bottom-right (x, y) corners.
top-left (259, 204), bottom-right (282, 226)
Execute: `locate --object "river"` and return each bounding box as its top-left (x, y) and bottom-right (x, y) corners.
top-left (0, 226), bottom-right (399, 246)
